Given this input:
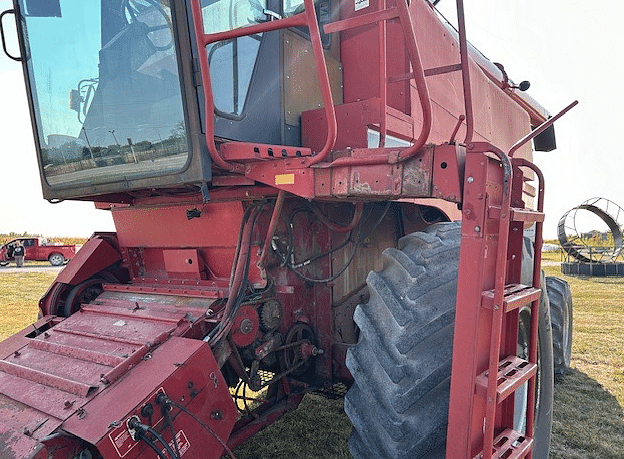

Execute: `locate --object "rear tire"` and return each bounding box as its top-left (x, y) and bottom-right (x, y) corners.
top-left (49, 253), bottom-right (65, 266)
top-left (545, 276), bottom-right (573, 380)
top-left (345, 222), bottom-right (553, 458)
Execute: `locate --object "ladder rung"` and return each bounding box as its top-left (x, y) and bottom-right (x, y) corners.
top-left (487, 206), bottom-right (544, 223)
top-left (475, 355), bottom-right (537, 403)
top-left (474, 428), bottom-right (533, 459)
top-left (510, 207), bottom-right (545, 223)
top-left (481, 284), bottom-right (541, 312)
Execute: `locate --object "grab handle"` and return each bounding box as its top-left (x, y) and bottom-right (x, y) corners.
top-left (0, 9), bottom-right (21, 62)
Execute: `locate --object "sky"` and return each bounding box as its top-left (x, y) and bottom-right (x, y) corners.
top-left (0, 0), bottom-right (621, 238)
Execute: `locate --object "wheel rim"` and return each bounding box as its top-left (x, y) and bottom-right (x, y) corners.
top-left (50, 254), bottom-right (64, 265)
top-left (514, 308), bottom-right (531, 433)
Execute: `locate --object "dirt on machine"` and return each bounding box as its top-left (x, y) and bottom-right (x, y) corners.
top-left (0, 1), bottom-right (575, 458)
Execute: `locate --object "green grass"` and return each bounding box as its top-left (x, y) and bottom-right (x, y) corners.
top-left (541, 250), bottom-right (563, 263)
top-left (542, 263), bottom-right (624, 458)
top-left (1, 262), bottom-right (623, 458)
top-left (0, 272), bottom-right (56, 340)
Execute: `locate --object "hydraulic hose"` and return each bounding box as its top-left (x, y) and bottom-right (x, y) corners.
top-left (127, 416), bottom-right (180, 459)
top-left (155, 395), bottom-right (237, 459)
top-left (136, 432), bottom-right (170, 459)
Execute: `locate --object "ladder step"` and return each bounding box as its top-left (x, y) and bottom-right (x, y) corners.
top-left (481, 284), bottom-right (541, 312)
top-left (474, 428), bottom-right (533, 459)
top-left (475, 355), bottom-right (537, 403)
top-left (487, 205), bottom-right (544, 223)
top-left (511, 207), bottom-right (545, 223)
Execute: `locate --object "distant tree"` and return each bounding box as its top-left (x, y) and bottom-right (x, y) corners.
top-left (170, 120), bottom-right (186, 140)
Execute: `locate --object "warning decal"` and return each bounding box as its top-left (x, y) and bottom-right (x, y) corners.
top-left (162, 430), bottom-right (191, 458)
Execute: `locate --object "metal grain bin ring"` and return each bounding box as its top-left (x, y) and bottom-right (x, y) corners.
top-left (557, 199), bottom-right (624, 263)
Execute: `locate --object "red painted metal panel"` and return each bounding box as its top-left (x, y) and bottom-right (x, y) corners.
top-left (56, 236), bottom-right (121, 285)
top-left (303, 98), bottom-right (413, 153)
top-left (112, 201), bottom-right (243, 249)
top-left (62, 337), bottom-right (237, 459)
top-left (111, 201), bottom-right (265, 283)
top-left (0, 288), bottom-right (236, 458)
top-left (432, 144), bottom-right (464, 203)
top-left (334, 0), bottom-right (535, 161)
top-left (162, 249), bottom-right (204, 279)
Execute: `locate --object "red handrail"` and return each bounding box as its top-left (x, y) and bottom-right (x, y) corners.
top-left (190, 0), bottom-right (336, 170)
top-left (509, 100), bottom-right (578, 157)
top-left (394, 0), bottom-right (433, 161)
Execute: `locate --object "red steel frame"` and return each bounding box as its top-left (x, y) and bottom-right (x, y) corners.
top-left (190, 0), bottom-right (337, 171)
top-left (186, 0), bottom-right (577, 457)
top-left (0, 0), bottom-right (578, 458)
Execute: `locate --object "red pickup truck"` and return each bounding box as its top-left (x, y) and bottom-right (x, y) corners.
top-left (0, 237), bottom-right (76, 266)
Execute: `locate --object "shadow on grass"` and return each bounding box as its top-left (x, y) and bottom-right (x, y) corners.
top-left (232, 394), bottom-right (351, 459)
top-left (232, 369), bottom-right (624, 459)
top-left (550, 368), bottom-right (624, 459)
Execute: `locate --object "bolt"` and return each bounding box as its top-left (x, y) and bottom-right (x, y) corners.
top-left (467, 176), bottom-right (474, 183)
top-left (240, 318), bottom-right (254, 334)
top-left (211, 410), bottom-right (223, 421)
top-left (474, 226), bottom-right (481, 232)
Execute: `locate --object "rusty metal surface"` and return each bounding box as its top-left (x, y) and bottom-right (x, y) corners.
top-left (0, 290), bottom-right (219, 457)
top-left (0, 421), bottom-right (46, 459)
top-left (432, 144), bottom-right (465, 203)
top-left (69, 337), bottom-right (237, 459)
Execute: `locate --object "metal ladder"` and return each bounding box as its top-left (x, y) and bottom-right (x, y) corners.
top-left (446, 142), bottom-right (546, 459)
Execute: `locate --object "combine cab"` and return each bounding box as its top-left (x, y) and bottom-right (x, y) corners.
top-left (0, 1), bottom-right (574, 458)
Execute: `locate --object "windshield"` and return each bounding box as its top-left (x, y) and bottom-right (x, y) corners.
top-left (18, 0), bottom-right (189, 189)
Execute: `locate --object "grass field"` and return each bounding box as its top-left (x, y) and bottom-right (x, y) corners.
top-left (0, 259), bottom-right (622, 458)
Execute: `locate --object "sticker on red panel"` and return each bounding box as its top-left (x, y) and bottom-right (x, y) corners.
top-left (161, 430), bottom-right (191, 458)
top-left (355, 0), bottom-right (369, 11)
top-left (108, 423), bottom-right (138, 458)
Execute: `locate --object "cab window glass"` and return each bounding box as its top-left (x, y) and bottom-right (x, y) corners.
top-left (18, 0), bottom-right (190, 188)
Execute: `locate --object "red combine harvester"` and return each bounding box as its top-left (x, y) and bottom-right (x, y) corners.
top-left (0, 0), bottom-right (575, 458)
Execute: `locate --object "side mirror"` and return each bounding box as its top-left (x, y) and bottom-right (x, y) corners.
top-left (69, 89), bottom-right (81, 111)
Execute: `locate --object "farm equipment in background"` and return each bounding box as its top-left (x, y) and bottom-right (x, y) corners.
top-left (0, 0), bottom-right (575, 458)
